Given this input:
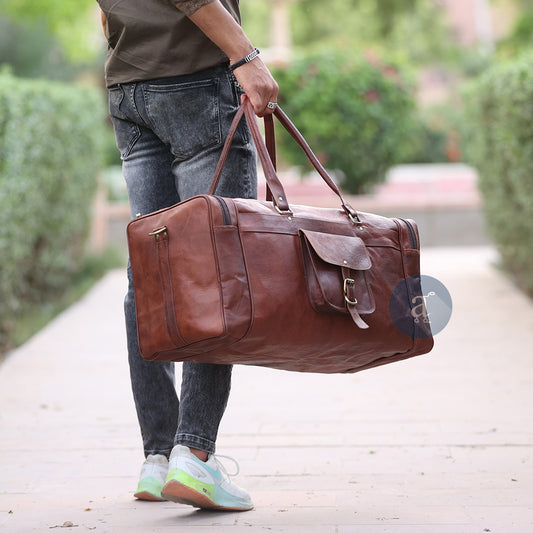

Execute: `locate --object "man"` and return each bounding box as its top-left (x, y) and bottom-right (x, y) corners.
top-left (97, 0), bottom-right (278, 511)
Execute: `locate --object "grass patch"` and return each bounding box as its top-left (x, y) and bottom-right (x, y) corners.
top-left (1, 247), bottom-right (125, 359)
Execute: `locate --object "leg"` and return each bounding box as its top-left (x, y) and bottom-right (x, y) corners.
top-left (170, 70), bottom-right (256, 454)
top-left (177, 362), bottom-right (233, 454)
top-left (125, 263), bottom-right (178, 458)
top-left (131, 66), bottom-right (257, 511)
top-left (174, 128), bottom-right (255, 454)
top-left (109, 84), bottom-right (181, 459)
top-left (139, 66), bottom-right (256, 455)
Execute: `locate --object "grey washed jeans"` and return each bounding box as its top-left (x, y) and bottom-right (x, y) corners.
top-left (108, 64), bottom-right (257, 457)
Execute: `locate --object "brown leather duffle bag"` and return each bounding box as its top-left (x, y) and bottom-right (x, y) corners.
top-left (127, 97), bottom-right (434, 374)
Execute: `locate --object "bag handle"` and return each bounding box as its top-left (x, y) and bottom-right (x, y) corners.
top-left (263, 112), bottom-right (276, 203)
top-left (209, 96), bottom-right (360, 223)
top-left (268, 104), bottom-right (359, 221)
top-left (209, 97), bottom-right (290, 213)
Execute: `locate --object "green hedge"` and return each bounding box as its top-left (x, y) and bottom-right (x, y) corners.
top-left (272, 50), bottom-right (417, 194)
top-left (404, 104), bottom-right (466, 164)
top-left (464, 52), bottom-right (533, 294)
top-left (0, 71), bottom-right (105, 349)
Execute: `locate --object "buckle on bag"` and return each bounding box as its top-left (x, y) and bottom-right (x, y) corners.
top-left (148, 226), bottom-right (168, 239)
top-left (344, 278), bottom-right (358, 305)
top-left (274, 205), bottom-right (294, 219)
top-left (348, 212), bottom-right (358, 224)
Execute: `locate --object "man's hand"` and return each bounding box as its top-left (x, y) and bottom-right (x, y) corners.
top-left (231, 58), bottom-right (279, 117)
top-left (174, 0), bottom-right (279, 116)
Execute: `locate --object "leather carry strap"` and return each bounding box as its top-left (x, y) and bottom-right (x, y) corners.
top-left (264, 113), bottom-right (277, 170)
top-left (209, 103), bottom-right (245, 196)
top-left (264, 113), bottom-right (276, 203)
top-left (267, 105), bottom-right (358, 221)
top-left (242, 99), bottom-right (292, 212)
top-left (210, 96), bottom-right (359, 222)
top-left (208, 99), bottom-right (282, 207)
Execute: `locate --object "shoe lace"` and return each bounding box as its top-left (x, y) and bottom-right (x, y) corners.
top-left (212, 454), bottom-right (240, 478)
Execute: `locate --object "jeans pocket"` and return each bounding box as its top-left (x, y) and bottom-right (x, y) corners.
top-left (109, 86), bottom-right (126, 119)
top-left (109, 87), bottom-right (141, 159)
top-left (144, 78), bottom-right (222, 160)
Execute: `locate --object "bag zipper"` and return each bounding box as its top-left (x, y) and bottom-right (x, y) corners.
top-left (398, 218), bottom-right (418, 249)
top-left (214, 196), bottom-right (231, 225)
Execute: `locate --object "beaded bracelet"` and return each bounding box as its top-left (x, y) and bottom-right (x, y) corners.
top-left (229, 48), bottom-right (260, 71)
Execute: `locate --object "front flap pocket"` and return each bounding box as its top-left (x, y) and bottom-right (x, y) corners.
top-left (299, 229), bottom-right (376, 322)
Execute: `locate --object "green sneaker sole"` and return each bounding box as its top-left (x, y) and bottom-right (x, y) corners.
top-left (134, 477), bottom-right (165, 502)
top-left (162, 479), bottom-right (253, 512)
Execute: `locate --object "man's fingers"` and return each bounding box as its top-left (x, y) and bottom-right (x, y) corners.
top-left (245, 92), bottom-right (273, 117)
top-left (253, 92), bottom-right (278, 116)
top-left (234, 59), bottom-right (278, 116)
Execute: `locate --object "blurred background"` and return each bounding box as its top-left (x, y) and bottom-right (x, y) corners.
top-left (1, 0), bottom-right (532, 355)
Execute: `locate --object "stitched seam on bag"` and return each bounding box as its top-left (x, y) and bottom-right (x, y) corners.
top-left (207, 197), bottom-right (230, 339)
top-left (393, 218), bottom-right (416, 352)
top-left (229, 208), bottom-right (256, 342)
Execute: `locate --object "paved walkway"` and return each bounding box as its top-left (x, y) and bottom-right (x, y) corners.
top-left (1, 246), bottom-right (532, 532)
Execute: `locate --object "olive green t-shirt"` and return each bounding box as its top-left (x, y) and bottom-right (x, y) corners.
top-left (97, 0), bottom-right (241, 87)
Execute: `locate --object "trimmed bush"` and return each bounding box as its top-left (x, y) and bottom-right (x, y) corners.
top-left (272, 50), bottom-right (417, 193)
top-left (464, 52), bottom-right (533, 294)
top-left (405, 104), bottom-right (466, 164)
top-left (0, 16), bottom-right (77, 81)
top-left (0, 71), bottom-right (105, 350)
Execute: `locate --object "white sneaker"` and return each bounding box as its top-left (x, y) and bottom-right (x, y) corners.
top-left (161, 445), bottom-right (254, 511)
top-left (134, 454), bottom-right (169, 501)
